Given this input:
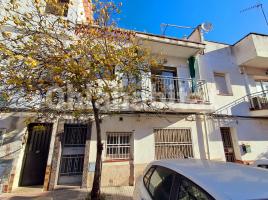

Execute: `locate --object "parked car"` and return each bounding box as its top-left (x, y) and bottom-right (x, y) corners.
top-left (251, 159), bottom-right (268, 169)
top-left (133, 159), bottom-right (268, 200)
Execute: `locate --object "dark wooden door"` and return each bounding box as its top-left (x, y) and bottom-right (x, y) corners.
top-left (220, 127), bottom-right (235, 162)
top-left (20, 123), bottom-right (52, 186)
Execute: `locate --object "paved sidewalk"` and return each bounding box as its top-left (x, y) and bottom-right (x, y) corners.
top-left (0, 186), bottom-right (134, 200)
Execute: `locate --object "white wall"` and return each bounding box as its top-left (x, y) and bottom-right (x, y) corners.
top-left (88, 114), bottom-right (204, 165)
top-left (199, 41), bottom-right (250, 115)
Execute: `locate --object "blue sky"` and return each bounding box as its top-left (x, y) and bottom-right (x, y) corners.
top-left (114, 0), bottom-right (268, 44)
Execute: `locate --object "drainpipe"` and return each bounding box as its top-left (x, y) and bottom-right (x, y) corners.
top-left (203, 114), bottom-right (211, 160)
top-left (241, 66), bottom-right (254, 108)
top-left (241, 66), bottom-right (251, 95)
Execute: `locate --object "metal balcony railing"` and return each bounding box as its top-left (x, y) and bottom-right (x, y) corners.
top-left (214, 90), bottom-right (268, 115)
top-left (150, 75), bottom-right (210, 104)
top-left (249, 90), bottom-right (268, 110)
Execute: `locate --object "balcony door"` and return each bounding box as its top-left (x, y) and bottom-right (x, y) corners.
top-left (152, 67), bottom-right (178, 101)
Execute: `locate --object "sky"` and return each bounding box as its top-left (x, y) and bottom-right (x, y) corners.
top-left (113, 0), bottom-right (268, 44)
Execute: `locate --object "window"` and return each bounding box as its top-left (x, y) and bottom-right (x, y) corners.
top-left (257, 164), bottom-right (268, 169)
top-left (106, 132), bottom-right (132, 160)
top-left (143, 167), bottom-right (155, 188)
top-left (51, 91), bottom-right (60, 104)
top-left (63, 124), bottom-right (88, 147)
top-left (154, 129), bottom-right (193, 159)
top-left (214, 73), bottom-right (230, 95)
top-left (0, 128), bottom-right (6, 146)
top-left (46, 0), bottom-right (69, 17)
top-left (147, 166), bottom-right (174, 200)
top-left (178, 178), bottom-right (214, 200)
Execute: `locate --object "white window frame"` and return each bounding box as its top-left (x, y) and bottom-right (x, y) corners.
top-left (106, 132), bottom-right (132, 160)
top-left (214, 72), bottom-right (232, 95)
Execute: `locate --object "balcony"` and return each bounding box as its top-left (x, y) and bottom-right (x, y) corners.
top-left (150, 75), bottom-right (210, 107)
top-left (249, 91), bottom-right (268, 111)
top-left (234, 33), bottom-right (268, 69)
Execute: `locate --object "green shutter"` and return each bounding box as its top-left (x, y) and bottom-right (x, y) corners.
top-left (188, 56), bottom-right (196, 92)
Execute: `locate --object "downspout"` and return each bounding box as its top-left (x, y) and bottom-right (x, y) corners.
top-left (203, 114), bottom-right (211, 160)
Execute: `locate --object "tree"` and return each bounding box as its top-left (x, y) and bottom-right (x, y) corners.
top-left (0, 0), bottom-right (160, 199)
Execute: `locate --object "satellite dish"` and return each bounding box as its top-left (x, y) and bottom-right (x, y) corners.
top-left (201, 22), bottom-right (213, 32)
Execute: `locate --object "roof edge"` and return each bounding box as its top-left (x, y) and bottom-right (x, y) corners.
top-left (232, 32), bottom-right (268, 46)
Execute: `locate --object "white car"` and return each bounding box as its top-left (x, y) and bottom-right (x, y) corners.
top-left (133, 159), bottom-right (268, 200)
top-left (252, 159), bottom-right (268, 169)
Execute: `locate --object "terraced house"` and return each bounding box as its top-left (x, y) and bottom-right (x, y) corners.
top-left (1, 0), bottom-right (268, 194)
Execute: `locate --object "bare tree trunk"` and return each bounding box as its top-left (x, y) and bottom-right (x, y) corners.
top-left (91, 99), bottom-right (103, 200)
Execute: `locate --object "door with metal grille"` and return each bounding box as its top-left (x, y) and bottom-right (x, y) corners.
top-left (220, 127), bottom-right (235, 162)
top-left (154, 128), bottom-right (193, 160)
top-left (20, 123), bottom-right (52, 186)
top-left (58, 124), bottom-right (89, 185)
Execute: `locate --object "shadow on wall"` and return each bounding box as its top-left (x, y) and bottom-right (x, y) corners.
top-left (0, 113), bottom-right (28, 189)
top-left (199, 46), bottom-right (245, 86)
top-left (1, 115), bottom-right (23, 145)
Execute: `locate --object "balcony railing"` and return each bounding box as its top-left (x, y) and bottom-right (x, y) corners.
top-left (249, 90), bottom-right (268, 110)
top-left (150, 75), bottom-right (210, 104)
top-left (214, 90), bottom-right (268, 115)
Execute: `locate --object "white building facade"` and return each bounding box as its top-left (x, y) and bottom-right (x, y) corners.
top-left (0, 0), bottom-right (268, 193)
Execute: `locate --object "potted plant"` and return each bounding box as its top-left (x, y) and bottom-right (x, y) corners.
top-left (188, 93), bottom-right (203, 103)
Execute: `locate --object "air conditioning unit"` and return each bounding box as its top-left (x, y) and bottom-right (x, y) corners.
top-left (250, 96), bottom-right (261, 110)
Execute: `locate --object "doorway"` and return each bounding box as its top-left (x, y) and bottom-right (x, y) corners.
top-left (58, 124), bottom-right (89, 186)
top-left (20, 123), bottom-right (52, 186)
top-left (220, 127), bottom-right (235, 162)
top-left (152, 67), bottom-right (178, 101)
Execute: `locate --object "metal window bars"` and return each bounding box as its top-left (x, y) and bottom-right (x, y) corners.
top-left (106, 132), bottom-right (132, 160)
top-left (59, 154), bottom-right (84, 176)
top-left (62, 124), bottom-right (88, 147)
top-left (154, 128), bottom-right (193, 160)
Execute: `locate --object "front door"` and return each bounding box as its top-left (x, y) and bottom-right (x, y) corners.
top-left (220, 127), bottom-right (235, 162)
top-left (20, 123), bottom-right (52, 186)
top-left (58, 124), bottom-right (89, 186)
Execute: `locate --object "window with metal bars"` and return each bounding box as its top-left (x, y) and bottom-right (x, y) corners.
top-left (59, 154), bottom-right (84, 176)
top-left (154, 128), bottom-right (193, 160)
top-left (62, 124), bottom-right (87, 147)
top-left (106, 132), bottom-right (132, 160)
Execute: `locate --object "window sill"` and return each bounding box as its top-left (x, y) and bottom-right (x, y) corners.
top-left (217, 93), bottom-right (233, 96)
top-left (103, 159), bottom-right (133, 163)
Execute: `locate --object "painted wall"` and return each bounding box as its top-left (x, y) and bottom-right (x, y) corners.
top-left (88, 114), bottom-right (204, 164)
top-left (199, 42), bottom-right (247, 111)
top-left (0, 113), bottom-right (29, 191)
top-left (233, 34), bottom-right (268, 67)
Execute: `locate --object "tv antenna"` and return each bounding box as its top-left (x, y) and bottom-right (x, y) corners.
top-left (241, 3), bottom-right (268, 27)
top-left (160, 24), bottom-right (194, 36)
top-left (160, 22), bottom-right (213, 36)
